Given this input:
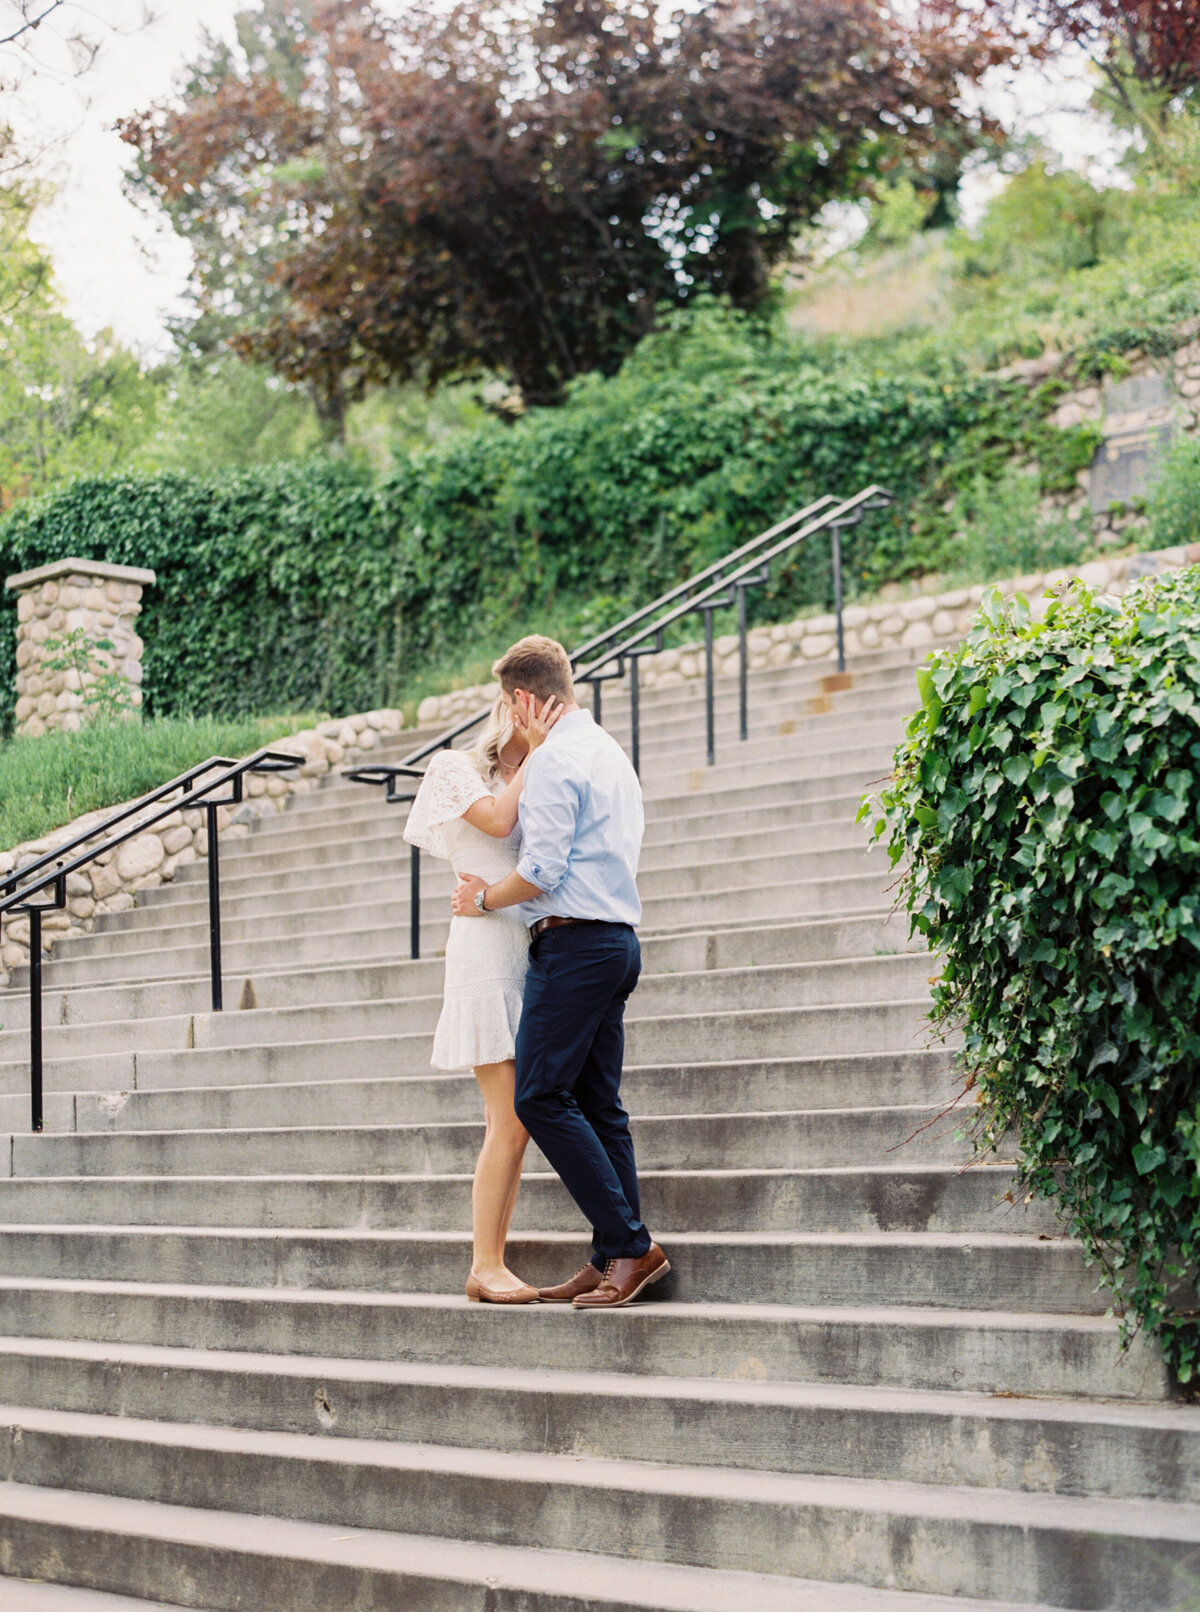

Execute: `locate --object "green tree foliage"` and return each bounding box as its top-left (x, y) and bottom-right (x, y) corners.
top-left (136, 355), bottom-right (322, 475)
top-left (870, 572), bottom-right (1200, 1385)
top-left (0, 305), bottom-right (1098, 730)
top-left (952, 161), bottom-right (1130, 281)
top-left (948, 467), bottom-right (1091, 581)
top-left (121, 0), bottom-right (1013, 415)
top-left (1147, 435), bottom-right (1200, 552)
top-left (0, 178), bottom-right (156, 503)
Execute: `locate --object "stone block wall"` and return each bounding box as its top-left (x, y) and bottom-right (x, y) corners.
top-left (5, 559), bottom-right (155, 737)
top-left (0, 708), bottom-right (403, 987)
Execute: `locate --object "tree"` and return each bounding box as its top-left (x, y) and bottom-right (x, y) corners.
top-left (0, 180), bottom-right (156, 504)
top-left (974, 1), bottom-right (1200, 105)
top-left (123, 0), bottom-right (1015, 417)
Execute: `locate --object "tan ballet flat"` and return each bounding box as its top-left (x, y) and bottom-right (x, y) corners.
top-left (465, 1273), bottom-right (541, 1305)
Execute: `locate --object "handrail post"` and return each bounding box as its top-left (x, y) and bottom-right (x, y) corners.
top-left (737, 585), bottom-right (749, 743)
top-left (28, 906), bottom-right (43, 1134)
top-left (703, 607), bottom-right (716, 767)
top-left (831, 523), bottom-right (846, 674)
top-left (629, 657), bottom-right (641, 777)
top-left (410, 843), bottom-right (421, 961)
top-left (591, 679), bottom-right (602, 726)
top-left (206, 801), bottom-right (223, 1013)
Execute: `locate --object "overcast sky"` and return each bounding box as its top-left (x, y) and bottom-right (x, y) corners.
top-left (1, 0), bottom-right (1121, 359)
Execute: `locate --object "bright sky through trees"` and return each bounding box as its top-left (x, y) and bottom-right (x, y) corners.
top-left (2, 0), bottom-right (1121, 356)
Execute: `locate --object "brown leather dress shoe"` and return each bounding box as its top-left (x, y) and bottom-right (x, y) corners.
top-left (572, 1244), bottom-right (670, 1309)
top-left (536, 1263), bottom-right (604, 1303)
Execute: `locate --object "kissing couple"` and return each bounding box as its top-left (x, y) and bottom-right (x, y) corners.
top-left (403, 634), bottom-right (670, 1308)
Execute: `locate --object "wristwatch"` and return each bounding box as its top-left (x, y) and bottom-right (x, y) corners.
top-left (473, 886), bottom-right (489, 914)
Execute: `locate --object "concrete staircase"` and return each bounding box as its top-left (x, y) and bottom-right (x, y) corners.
top-left (0, 648), bottom-right (1197, 1611)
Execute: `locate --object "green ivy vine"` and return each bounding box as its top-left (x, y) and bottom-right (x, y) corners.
top-left (867, 569), bottom-right (1200, 1386)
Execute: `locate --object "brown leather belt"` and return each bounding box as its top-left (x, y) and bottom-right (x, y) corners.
top-left (529, 915), bottom-right (603, 940)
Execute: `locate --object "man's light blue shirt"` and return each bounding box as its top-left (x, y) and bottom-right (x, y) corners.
top-left (517, 708), bottom-right (643, 927)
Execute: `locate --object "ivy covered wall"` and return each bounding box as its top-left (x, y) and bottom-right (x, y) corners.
top-left (0, 358), bottom-right (1097, 727)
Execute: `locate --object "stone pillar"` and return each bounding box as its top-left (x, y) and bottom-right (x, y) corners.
top-left (4, 559), bottom-right (157, 737)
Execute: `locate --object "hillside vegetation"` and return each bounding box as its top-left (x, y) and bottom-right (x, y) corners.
top-left (3, 102), bottom-right (1199, 732)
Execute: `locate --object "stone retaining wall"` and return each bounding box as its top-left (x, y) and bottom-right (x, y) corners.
top-left (415, 542), bottom-right (1200, 729)
top-left (0, 708), bottom-right (403, 987)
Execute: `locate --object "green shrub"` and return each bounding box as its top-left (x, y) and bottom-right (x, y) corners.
top-left (0, 712), bottom-right (319, 849)
top-left (1147, 434), bottom-right (1200, 551)
top-left (0, 314), bottom-right (1094, 731)
top-left (868, 570), bottom-right (1200, 1386)
top-left (948, 469), bottom-right (1090, 583)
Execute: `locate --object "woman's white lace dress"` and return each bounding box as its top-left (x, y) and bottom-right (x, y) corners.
top-left (403, 748), bottom-right (530, 1070)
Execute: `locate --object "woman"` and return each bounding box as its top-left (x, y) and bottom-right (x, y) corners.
top-left (403, 694), bottom-right (562, 1303)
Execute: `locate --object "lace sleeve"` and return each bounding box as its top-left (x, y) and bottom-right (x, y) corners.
top-left (403, 749), bottom-right (492, 860)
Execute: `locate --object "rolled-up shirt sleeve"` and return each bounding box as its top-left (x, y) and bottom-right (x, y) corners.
top-left (517, 757), bottom-right (580, 894)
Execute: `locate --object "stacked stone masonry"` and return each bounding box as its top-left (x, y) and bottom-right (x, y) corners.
top-left (5, 560), bottom-right (156, 739)
top-left (0, 708), bottom-right (404, 987)
top-left (416, 542), bottom-right (1200, 729)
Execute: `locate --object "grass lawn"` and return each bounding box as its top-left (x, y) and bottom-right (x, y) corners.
top-left (0, 712), bottom-right (321, 851)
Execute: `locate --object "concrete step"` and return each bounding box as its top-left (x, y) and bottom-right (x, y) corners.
top-left (30, 876), bottom-right (895, 984)
top-left (0, 1022), bottom-right (945, 1120)
top-left (24, 1047), bottom-right (953, 1135)
top-left (0, 1575), bottom-right (201, 1611)
top-left (2, 915), bottom-right (920, 1034)
top-left (147, 813), bottom-right (878, 902)
top-left (10, 905), bottom-right (907, 998)
top-left (249, 746), bottom-right (896, 844)
top-left (0, 1279), bottom-right (1167, 1399)
top-left (0, 1226), bottom-right (1097, 1312)
top-left (0, 954), bottom-right (935, 1064)
top-left (230, 778), bottom-right (873, 862)
top-left (0, 1164), bottom-right (1051, 1235)
top-left (0, 998), bottom-right (937, 1097)
top-left (5, 1100), bottom-right (970, 1176)
top-left (40, 858), bottom-right (894, 967)
top-left (1, 1406), bottom-right (1194, 1605)
top-left (0, 1481), bottom-right (1064, 1612)
top-left (596, 682), bottom-right (919, 749)
top-left (0, 1338), bottom-right (1191, 1502)
top-left (66, 843), bottom-right (881, 941)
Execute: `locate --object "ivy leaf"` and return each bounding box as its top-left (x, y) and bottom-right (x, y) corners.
top-left (1087, 1041), bottom-right (1119, 1075)
top-left (1094, 1082), bottom-right (1121, 1119)
top-left (1003, 754), bottom-right (1031, 787)
top-left (1133, 1142), bottom-right (1168, 1176)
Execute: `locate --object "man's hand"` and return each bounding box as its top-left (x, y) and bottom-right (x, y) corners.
top-left (452, 873), bottom-right (488, 917)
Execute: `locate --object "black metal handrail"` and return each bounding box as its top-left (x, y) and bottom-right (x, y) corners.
top-left (348, 484), bottom-right (893, 960)
top-left (574, 482), bottom-right (893, 768)
top-left (1, 747), bottom-right (301, 1132)
top-left (351, 491), bottom-right (839, 783)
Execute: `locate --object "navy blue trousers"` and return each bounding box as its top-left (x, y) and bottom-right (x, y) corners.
top-left (514, 922), bottom-right (651, 1267)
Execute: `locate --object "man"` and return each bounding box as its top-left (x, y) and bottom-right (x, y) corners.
top-left (451, 634), bottom-right (670, 1309)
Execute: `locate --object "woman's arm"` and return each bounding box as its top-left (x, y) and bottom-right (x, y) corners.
top-left (461, 697), bottom-right (563, 839)
top-left (462, 761), bottom-right (528, 838)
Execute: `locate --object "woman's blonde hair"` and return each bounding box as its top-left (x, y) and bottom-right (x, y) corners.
top-left (472, 695), bottom-right (517, 785)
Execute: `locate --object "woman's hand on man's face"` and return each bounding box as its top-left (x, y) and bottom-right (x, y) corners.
top-left (518, 694), bottom-right (564, 752)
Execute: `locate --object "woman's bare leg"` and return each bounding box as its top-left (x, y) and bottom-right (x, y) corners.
top-left (470, 1058), bottom-right (530, 1289)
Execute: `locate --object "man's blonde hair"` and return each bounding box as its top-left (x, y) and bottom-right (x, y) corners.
top-left (492, 635), bottom-right (574, 703)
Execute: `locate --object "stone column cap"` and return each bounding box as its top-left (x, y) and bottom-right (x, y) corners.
top-left (5, 558), bottom-right (157, 592)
